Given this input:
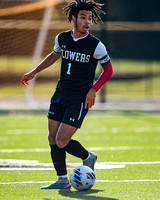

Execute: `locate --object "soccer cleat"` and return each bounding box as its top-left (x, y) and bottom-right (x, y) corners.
top-left (83, 152), bottom-right (97, 171)
top-left (41, 177), bottom-right (71, 189)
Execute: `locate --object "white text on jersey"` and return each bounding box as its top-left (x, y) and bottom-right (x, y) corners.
top-left (61, 49), bottom-right (91, 63)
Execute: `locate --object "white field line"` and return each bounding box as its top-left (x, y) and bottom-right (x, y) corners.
top-left (0, 136), bottom-right (159, 142)
top-left (99, 161), bottom-right (160, 165)
top-left (4, 129), bottom-right (46, 134)
top-left (67, 161), bottom-right (160, 166)
top-left (0, 160), bottom-right (126, 169)
top-left (0, 168), bottom-right (73, 171)
top-left (80, 127), bottom-right (160, 133)
top-left (0, 165), bottom-right (126, 170)
top-left (0, 148), bottom-right (49, 153)
top-left (0, 146), bottom-right (160, 153)
top-left (0, 179), bottom-right (160, 185)
top-left (2, 127), bottom-right (160, 135)
top-left (97, 179), bottom-right (160, 183)
top-left (0, 160), bottom-right (160, 169)
top-left (0, 137), bottom-right (8, 141)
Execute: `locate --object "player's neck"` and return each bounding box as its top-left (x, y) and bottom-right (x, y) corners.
top-left (72, 29), bottom-right (88, 39)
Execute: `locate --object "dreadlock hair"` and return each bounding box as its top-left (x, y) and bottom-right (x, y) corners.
top-left (63, 0), bottom-right (106, 24)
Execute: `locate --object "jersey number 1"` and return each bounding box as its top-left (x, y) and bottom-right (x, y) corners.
top-left (67, 63), bottom-right (71, 75)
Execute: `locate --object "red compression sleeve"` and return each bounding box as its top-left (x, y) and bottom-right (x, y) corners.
top-left (92, 62), bottom-right (113, 92)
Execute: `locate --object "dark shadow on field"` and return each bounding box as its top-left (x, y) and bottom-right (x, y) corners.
top-left (58, 188), bottom-right (119, 200)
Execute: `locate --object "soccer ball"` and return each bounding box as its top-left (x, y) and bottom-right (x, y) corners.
top-left (70, 165), bottom-right (96, 191)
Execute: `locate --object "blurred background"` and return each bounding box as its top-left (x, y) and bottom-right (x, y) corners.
top-left (0, 0), bottom-right (160, 112)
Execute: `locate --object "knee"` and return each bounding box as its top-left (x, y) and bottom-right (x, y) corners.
top-left (48, 132), bottom-right (56, 145)
top-left (56, 138), bottom-right (68, 149)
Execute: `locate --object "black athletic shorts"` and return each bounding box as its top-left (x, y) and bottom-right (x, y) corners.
top-left (47, 101), bottom-right (88, 128)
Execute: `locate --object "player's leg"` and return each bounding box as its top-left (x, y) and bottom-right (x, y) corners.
top-left (53, 120), bottom-right (97, 171)
top-left (42, 103), bottom-right (70, 189)
top-left (56, 123), bottom-right (89, 160)
top-left (41, 119), bottom-right (71, 189)
top-left (48, 119), bottom-right (67, 176)
top-left (56, 123), bottom-right (88, 158)
top-left (59, 102), bottom-right (97, 170)
top-left (47, 102), bottom-right (68, 176)
top-left (48, 118), bottom-right (60, 145)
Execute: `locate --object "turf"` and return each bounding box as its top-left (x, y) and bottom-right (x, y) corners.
top-left (0, 112), bottom-right (160, 199)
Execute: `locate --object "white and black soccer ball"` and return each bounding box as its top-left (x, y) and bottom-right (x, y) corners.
top-left (70, 165), bottom-right (96, 191)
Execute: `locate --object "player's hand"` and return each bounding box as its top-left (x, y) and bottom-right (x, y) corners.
top-left (21, 71), bottom-right (35, 86)
top-left (85, 88), bottom-right (96, 109)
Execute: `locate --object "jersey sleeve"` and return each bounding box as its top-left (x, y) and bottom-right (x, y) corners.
top-left (53, 34), bottom-right (61, 54)
top-left (93, 41), bottom-right (110, 66)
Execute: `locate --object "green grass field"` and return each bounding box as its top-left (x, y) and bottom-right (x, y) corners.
top-left (0, 112), bottom-right (160, 200)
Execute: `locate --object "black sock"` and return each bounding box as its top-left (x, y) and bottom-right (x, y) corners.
top-left (50, 144), bottom-right (67, 176)
top-left (64, 139), bottom-right (89, 160)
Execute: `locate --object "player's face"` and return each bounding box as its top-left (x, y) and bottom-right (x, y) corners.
top-left (74, 10), bottom-right (92, 35)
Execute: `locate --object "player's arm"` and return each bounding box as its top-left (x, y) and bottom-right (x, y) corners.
top-left (21, 34), bottom-right (61, 85)
top-left (85, 42), bottom-right (113, 109)
top-left (21, 52), bottom-right (60, 85)
top-left (92, 62), bottom-right (113, 92)
top-left (85, 62), bottom-right (113, 109)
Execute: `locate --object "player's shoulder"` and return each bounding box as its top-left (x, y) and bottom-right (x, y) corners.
top-left (58, 30), bottom-right (71, 39)
top-left (88, 32), bottom-right (100, 43)
top-left (88, 33), bottom-right (107, 52)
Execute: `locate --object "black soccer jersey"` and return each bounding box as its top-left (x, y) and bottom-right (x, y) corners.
top-left (52, 30), bottom-right (110, 102)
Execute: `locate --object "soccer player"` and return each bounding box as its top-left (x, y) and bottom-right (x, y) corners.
top-left (21, 0), bottom-right (113, 189)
